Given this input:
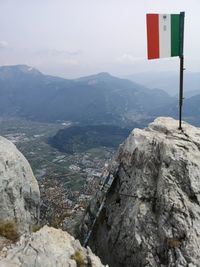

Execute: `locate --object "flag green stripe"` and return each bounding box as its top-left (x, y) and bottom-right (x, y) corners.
top-left (171, 14), bottom-right (180, 57)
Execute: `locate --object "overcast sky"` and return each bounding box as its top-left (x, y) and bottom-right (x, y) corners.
top-left (0, 0), bottom-right (199, 78)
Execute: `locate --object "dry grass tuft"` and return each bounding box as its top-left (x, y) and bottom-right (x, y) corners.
top-left (0, 221), bottom-right (19, 242)
top-left (71, 250), bottom-right (86, 267)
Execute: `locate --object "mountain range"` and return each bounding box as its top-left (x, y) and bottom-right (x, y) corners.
top-left (126, 71), bottom-right (200, 97)
top-left (0, 65), bottom-right (200, 126)
top-left (0, 65), bottom-right (174, 127)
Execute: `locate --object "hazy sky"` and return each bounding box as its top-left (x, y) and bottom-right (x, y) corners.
top-left (0, 0), bottom-right (200, 78)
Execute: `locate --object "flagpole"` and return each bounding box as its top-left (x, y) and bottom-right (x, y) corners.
top-left (179, 55), bottom-right (184, 130)
top-left (178, 12), bottom-right (185, 130)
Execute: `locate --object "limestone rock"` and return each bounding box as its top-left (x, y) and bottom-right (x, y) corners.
top-left (82, 117), bottom-right (200, 266)
top-left (62, 209), bottom-right (85, 239)
top-left (0, 226), bottom-right (107, 267)
top-left (0, 136), bottom-right (40, 235)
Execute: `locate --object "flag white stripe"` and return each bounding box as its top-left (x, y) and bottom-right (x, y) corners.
top-left (159, 14), bottom-right (171, 58)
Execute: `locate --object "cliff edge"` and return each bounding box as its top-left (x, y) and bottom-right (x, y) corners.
top-left (82, 117), bottom-right (200, 267)
top-left (0, 226), bottom-right (107, 267)
top-left (0, 136), bottom-right (106, 267)
top-left (0, 136), bottom-right (40, 236)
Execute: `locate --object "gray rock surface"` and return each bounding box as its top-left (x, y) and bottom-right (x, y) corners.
top-left (0, 226), bottom-right (107, 267)
top-left (62, 209), bottom-right (85, 239)
top-left (0, 136), bottom-right (40, 235)
top-left (82, 117), bottom-right (200, 267)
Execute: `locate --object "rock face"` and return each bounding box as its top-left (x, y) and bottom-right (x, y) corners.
top-left (82, 117), bottom-right (200, 267)
top-left (0, 136), bottom-right (40, 235)
top-left (0, 226), bottom-right (107, 267)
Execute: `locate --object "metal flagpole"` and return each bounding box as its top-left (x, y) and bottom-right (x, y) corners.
top-left (178, 12), bottom-right (185, 130)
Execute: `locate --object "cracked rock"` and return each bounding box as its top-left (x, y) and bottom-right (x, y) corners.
top-left (0, 136), bottom-right (40, 235)
top-left (0, 226), bottom-right (107, 267)
top-left (81, 117), bottom-right (200, 267)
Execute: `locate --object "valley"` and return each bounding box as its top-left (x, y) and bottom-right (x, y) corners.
top-left (0, 65), bottom-right (199, 229)
top-left (0, 116), bottom-right (117, 226)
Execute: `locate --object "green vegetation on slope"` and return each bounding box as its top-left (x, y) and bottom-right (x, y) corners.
top-left (49, 125), bottom-right (130, 154)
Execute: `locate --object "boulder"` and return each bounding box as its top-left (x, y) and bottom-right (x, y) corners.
top-left (0, 136), bottom-right (40, 236)
top-left (0, 226), bottom-right (107, 267)
top-left (82, 117), bottom-right (200, 266)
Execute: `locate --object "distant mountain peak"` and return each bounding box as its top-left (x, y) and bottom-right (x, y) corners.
top-left (76, 72), bottom-right (115, 83)
top-left (16, 65), bottom-right (37, 72)
top-left (0, 64), bottom-right (42, 76)
top-left (95, 72), bottom-right (112, 78)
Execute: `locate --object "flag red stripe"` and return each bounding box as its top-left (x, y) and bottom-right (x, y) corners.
top-left (146, 14), bottom-right (159, 59)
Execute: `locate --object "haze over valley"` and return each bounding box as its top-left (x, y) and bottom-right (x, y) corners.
top-left (0, 64), bottom-right (200, 221)
top-left (126, 71), bottom-right (200, 97)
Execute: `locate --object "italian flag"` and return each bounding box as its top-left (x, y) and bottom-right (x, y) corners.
top-left (146, 13), bottom-right (184, 60)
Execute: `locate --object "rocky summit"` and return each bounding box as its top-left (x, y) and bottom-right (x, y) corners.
top-left (82, 117), bottom-right (200, 267)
